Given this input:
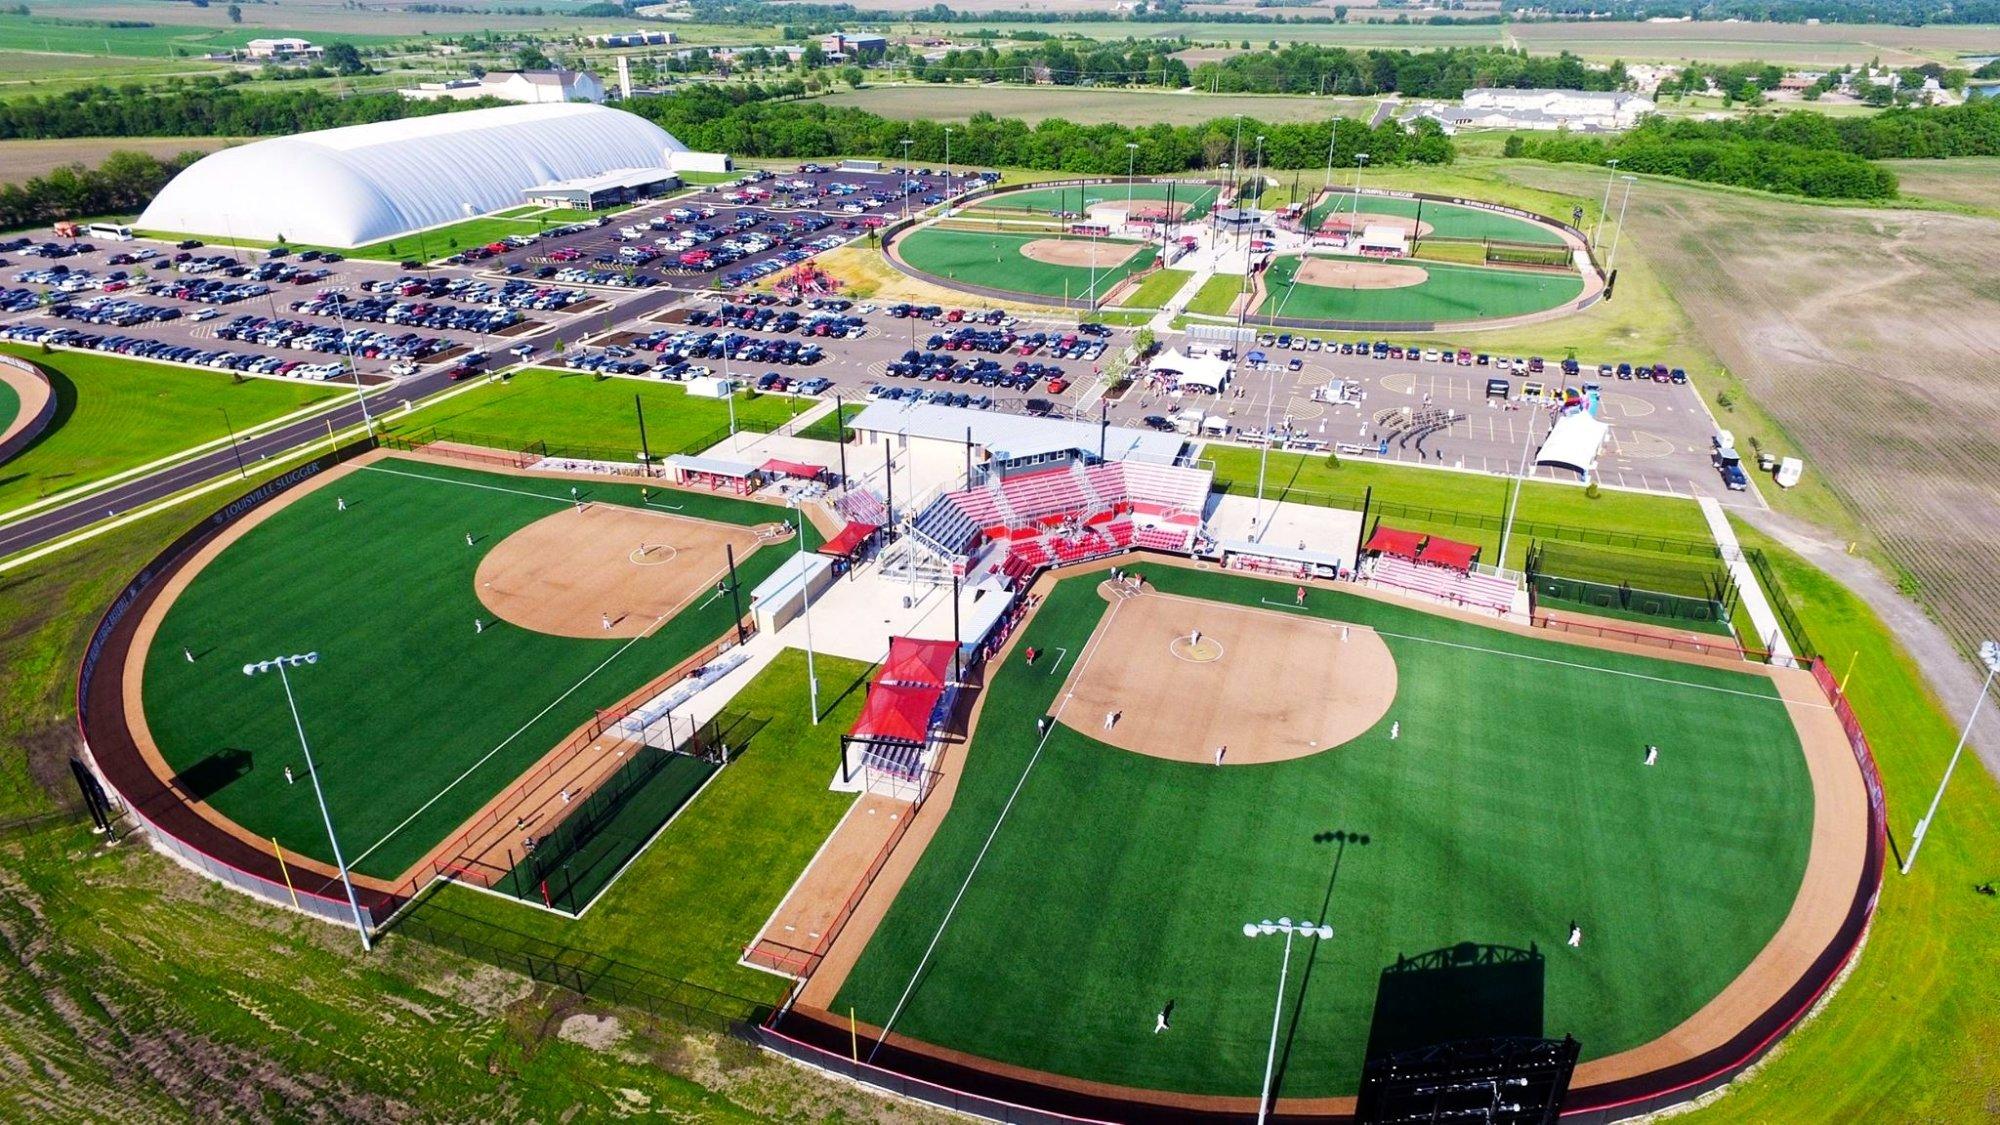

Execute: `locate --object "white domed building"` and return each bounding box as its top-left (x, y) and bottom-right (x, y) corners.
top-left (138, 102), bottom-right (687, 248)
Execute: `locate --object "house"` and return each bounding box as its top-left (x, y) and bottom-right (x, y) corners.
top-left (401, 69), bottom-right (607, 105)
top-left (821, 33), bottom-right (888, 62)
top-left (243, 38), bottom-right (320, 60)
top-left (588, 30), bottom-right (677, 47)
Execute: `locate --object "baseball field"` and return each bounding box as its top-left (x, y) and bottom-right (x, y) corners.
top-left (1306, 191), bottom-right (1571, 247)
top-left (816, 563), bottom-right (1855, 1104)
top-left (131, 452), bottom-right (812, 885)
top-left (894, 226), bottom-right (1162, 303)
top-left (1259, 254), bottom-right (1586, 325)
top-left (969, 180), bottom-right (1221, 222)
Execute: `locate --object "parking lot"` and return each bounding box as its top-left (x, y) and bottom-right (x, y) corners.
top-left (470, 165), bottom-right (998, 292)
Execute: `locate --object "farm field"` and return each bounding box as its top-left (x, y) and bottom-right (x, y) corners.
top-left (402, 648), bottom-right (871, 1002)
top-left (812, 84), bottom-right (1378, 127)
top-left (0, 51), bottom-right (231, 100)
top-left (0, 12), bottom-right (412, 56)
top-left (833, 566), bottom-right (1813, 1097)
top-left (1542, 167), bottom-right (2000, 663)
top-left (0, 137), bottom-right (244, 185)
top-left (0, 343), bottom-right (341, 518)
top-left (386, 368), bottom-right (809, 456)
top-left (1879, 156), bottom-right (2000, 215)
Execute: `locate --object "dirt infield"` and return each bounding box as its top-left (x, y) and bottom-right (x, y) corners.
top-left (1093, 199), bottom-right (1196, 222)
top-left (1318, 210), bottom-right (1435, 238)
top-left (1057, 583), bottom-right (1396, 764)
top-left (1293, 257), bottom-right (1428, 290)
top-left (1018, 238), bottom-right (1144, 269)
top-left (474, 503), bottom-right (766, 638)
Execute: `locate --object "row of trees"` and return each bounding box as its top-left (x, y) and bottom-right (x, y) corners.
top-left (906, 41), bottom-right (1192, 88)
top-left (0, 81), bottom-right (505, 141)
top-left (1189, 45), bottom-right (1627, 98)
top-left (1644, 97), bottom-right (2000, 160)
top-left (627, 83), bottom-right (1453, 173)
top-left (1530, 0), bottom-right (2000, 24)
top-left (0, 149), bottom-right (206, 231)
top-left (1509, 131), bottom-right (1897, 199)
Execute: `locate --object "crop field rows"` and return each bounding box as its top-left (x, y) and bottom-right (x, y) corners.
top-left (1610, 171), bottom-right (2000, 661)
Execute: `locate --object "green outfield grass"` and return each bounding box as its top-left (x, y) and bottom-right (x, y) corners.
top-left (0, 344), bottom-right (341, 519)
top-left (404, 649), bottom-right (871, 1000)
top-left (834, 566), bottom-right (1812, 1097)
top-left (1186, 273), bottom-right (1247, 317)
top-left (1203, 445), bottom-right (1713, 569)
top-left (971, 180), bottom-right (1221, 222)
top-left (1121, 267), bottom-right (1195, 310)
top-left (1307, 191), bottom-right (1570, 247)
top-left (1259, 256), bottom-right (1585, 325)
top-left (898, 228), bottom-right (1160, 303)
top-left (385, 367), bottom-right (807, 457)
top-left (0, 375), bottom-right (18, 441)
top-left (140, 455), bottom-right (815, 880)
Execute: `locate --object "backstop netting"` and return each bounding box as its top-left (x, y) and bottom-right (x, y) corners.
top-left (1527, 542), bottom-right (1738, 627)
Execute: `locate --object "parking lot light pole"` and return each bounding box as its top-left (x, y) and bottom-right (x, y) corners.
top-left (1903, 639), bottom-right (2000, 875)
top-left (1242, 917), bottom-right (1333, 1125)
top-left (242, 652), bottom-right (371, 951)
top-left (1592, 159), bottom-right (1621, 250)
top-left (1606, 175), bottom-right (1637, 271)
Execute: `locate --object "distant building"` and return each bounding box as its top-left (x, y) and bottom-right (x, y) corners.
top-left (244, 38), bottom-right (320, 60)
top-left (821, 33), bottom-right (888, 62)
top-left (522, 168), bottom-right (680, 210)
top-left (588, 30), bottom-right (677, 47)
top-left (1399, 88), bottom-right (1654, 134)
top-left (401, 68), bottom-right (607, 105)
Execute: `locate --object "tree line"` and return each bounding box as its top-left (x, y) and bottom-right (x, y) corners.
top-left (0, 149), bottom-right (206, 231)
top-left (1529, 0), bottom-right (2000, 24)
top-left (0, 81), bottom-right (508, 142)
top-left (624, 83), bottom-right (1452, 174)
top-left (906, 41), bottom-right (1191, 88)
top-left (1189, 45), bottom-right (1627, 98)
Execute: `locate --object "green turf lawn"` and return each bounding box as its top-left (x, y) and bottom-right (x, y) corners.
top-left (1203, 445), bottom-right (1712, 569)
top-left (898, 228), bottom-right (1160, 304)
top-left (0, 344), bottom-right (341, 518)
top-left (1186, 273), bottom-right (1248, 317)
top-left (406, 649), bottom-right (871, 999)
top-left (834, 566), bottom-right (1812, 1097)
top-left (0, 375), bottom-right (18, 440)
top-left (972, 181), bottom-right (1221, 222)
top-left (1306, 192), bottom-right (1568, 247)
top-left (1258, 256), bottom-right (1585, 324)
top-left (141, 455), bottom-right (818, 880)
top-left (1122, 267), bottom-right (1194, 310)
top-left (385, 367), bottom-right (805, 457)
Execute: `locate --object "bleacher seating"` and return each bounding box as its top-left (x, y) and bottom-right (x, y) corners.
top-left (861, 740), bottom-right (925, 781)
top-left (910, 495), bottom-right (984, 555)
top-left (1135, 526), bottom-right (1192, 553)
top-left (837, 486), bottom-right (889, 526)
top-left (1369, 556), bottom-right (1518, 615)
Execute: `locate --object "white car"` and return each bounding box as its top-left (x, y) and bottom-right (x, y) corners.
top-left (507, 343), bottom-right (534, 358)
top-left (1423, 348), bottom-right (1442, 362)
top-left (191, 308), bottom-right (222, 322)
top-left (390, 361), bottom-right (418, 376)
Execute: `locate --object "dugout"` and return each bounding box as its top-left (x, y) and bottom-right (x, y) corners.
top-left (749, 552), bottom-right (836, 635)
top-left (1526, 541), bottom-right (1738, 626)
top-left (667, 454), bottom-right (764, 495)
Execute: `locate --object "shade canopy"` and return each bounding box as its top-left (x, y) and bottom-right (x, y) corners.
top-left (1416, 535), bottom-right (1478, 573)
top-left (761, 459), bottom-right (825, 480)
top-left (1365, 526), bottom-right (1425, 561)
top-left (818, 521), bottom-right (879, 559)
top-left (850, 682), bottom-right (944, 744)
top-left (881, 636), bottom-right (956, 688)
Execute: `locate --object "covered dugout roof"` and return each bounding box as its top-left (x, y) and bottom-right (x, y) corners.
top-left (137, 103), bottom-right (687, 248)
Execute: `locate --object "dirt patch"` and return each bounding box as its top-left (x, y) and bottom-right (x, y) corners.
top-left (1318, 210), bottom-right (1435, 238)
top-left (1019, 238), bottom-right (1143, 269)
top-left (1056, 583), bottom-right (1397, 764)
top-left (1294, 258), bottom-right (1428, 290)
top-left (474, 503), bottom-right (767, 638)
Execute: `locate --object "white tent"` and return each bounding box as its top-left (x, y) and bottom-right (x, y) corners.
top-left (1153, 348), bottom-right (1231, 393)
top-left (1535, 410), bottom-right (1611, 479)
top-left (1358, 224), bottom-right (1410, 256)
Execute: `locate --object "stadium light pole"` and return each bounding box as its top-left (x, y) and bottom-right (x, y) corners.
top-left (1591, 158), bottom-right (1621, 250)
top-left (328, 291), bottom-right (374, 433)
top-left (242, 652), bottom-right (372, 951)
top-left (1350, 152), bottom-right (1369, 240)
top-left (1494, 395), bottom-right (1542, 569)
top-left (1903, 639), bottom-right (2000, 875)
top-left (1126, 141), bottom-right (1139, 206)
top-left (1323, 125), bottom-right (1338, 188)
top-left (1242, 917), bottom-right (1334, 1125)
top-left (789, 499), bottom-right (823, 725)
top-left (901, 137), bottom-right (914, 220)
top-left (1606, 175), bottom-right (1637, 271)
top-left (943, 127), bottom-right (954, 207)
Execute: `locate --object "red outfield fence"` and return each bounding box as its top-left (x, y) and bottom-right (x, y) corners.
top-left (757, 654), bottom-right (1889, 1123)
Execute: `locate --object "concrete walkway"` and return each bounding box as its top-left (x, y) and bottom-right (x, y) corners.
top-left (1700, 495), bottom-right (1792, 663)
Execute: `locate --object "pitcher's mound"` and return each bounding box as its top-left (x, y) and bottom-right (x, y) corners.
top-left (475, 504), bottom-right (761, 638)
top-left (1020, 239), bottom-right (1142, 269)
top-left (1059, 590), bottom-right (1397, 765)
top-left (1295, 259), bottom-right (1428, 290)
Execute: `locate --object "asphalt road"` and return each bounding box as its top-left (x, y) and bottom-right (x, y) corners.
top-left (0, 368), bottom-right (455, 560)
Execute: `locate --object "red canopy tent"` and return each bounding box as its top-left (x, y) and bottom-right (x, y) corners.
top-left (881, 636), bottom-right (956, 688)
top-left (1365, 526), bottom-right (1425, 562)
top-left (817, 521), bottom-right (879, 559)
top-left (1416, 535), bottom-right (1479, 573)
top-left (849, 682), bottom-right (944, 745)
top-left (761, 459), bottom-right (825, 481)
